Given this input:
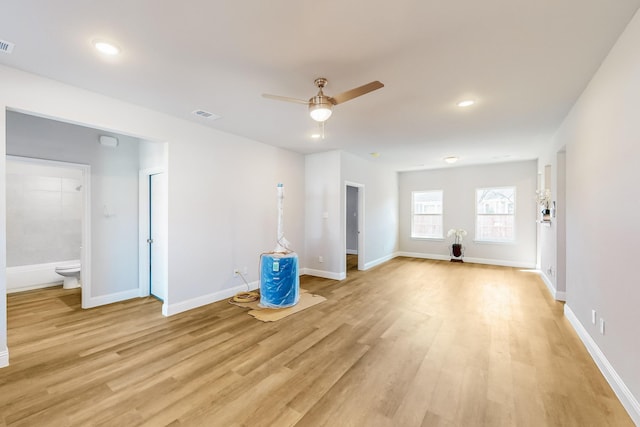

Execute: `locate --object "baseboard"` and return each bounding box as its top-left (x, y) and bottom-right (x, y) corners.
top-left (301, 268), bottom-right (345, 281)
top-left (396, 252), bottom-right (535, 268)
top-left (564, 304), bottom-right (640, 425)
top-left (363, 253), bottom-right (398, 270)
top-left (538, 271), bottom-right (566, 301)
top-left (396, 252), bottom-right (449, 261)
top-left (83, 288), bottom-right (142, 309)
top-left (346, 249), bottom-right (358, 255)
top-left (7, 282), bottom-right (62, 294)
top-left (0, 347), bottom-right (9, 368)
top-left (463, 257), bottom-right (536, 269)
top-left (163, 280), bottom-right (260, 317)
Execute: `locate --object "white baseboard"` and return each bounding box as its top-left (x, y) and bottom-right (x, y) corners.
top-left (7, 282), bottom-right (62, 294)
top-left (538, 271), bottom-right (566, 301)
top-left (397, 252), bottom-right (449, 261)
top-left (363, 253), bottom-right (398, 270)
top-left (0, 347), bottom-right (8, 368)
top-left (163, 280), bottom-right (260, 317)
top-left (564, 304), bottom-right (640, 425)
top-left (396, 252), bottom-right (535, 269)
top-left (346, 249), bottom-right (358, 255)
top-left (83, 288), bottom-right (142, 309)
top-left (300, 268), bottom-right (345, 281)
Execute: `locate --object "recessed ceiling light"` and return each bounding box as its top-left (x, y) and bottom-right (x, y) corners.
top-left (311, 133), bottom-right (321, 139)
top-left (457, 100), bottom-right (475, 108)
top-left (93, 40), bottom-right (120, 55)
top-left (444, 156), bottom-right (458, 164)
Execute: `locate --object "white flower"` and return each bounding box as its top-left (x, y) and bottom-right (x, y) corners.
top-left (448, 228), bottom-right (467, 244)
top-left (536, 189), bottom-right (551, 208)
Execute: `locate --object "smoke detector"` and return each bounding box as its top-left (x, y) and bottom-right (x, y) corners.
top-left (192, 110), bottom-right (221, 120)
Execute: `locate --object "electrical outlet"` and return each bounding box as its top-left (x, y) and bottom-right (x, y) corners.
top-left (599, 318), bottom-right (605, 335)
top-left (318, 256), bottom-right (324, 263)
top-left (233, 268), bottom-right (240, 277)
top-left (591, 309), bottom-right (597, 325)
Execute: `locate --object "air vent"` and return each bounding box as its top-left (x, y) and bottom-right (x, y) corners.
top-left (192, 109), bottom-right (221, 120)
top-left (0, 39), bottom-right (15, 54)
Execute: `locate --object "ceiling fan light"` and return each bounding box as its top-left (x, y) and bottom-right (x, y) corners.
top-left (309, 98), bottom-right (333, 122)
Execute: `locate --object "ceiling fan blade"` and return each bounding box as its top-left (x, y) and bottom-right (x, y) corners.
top-left (262, 94), bottom-right (309, 105)
top-left (330, 81), bottom-right (384, 105)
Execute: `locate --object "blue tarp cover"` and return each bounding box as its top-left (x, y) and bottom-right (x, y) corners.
top-left (260, 252), bottom-right (299, 308)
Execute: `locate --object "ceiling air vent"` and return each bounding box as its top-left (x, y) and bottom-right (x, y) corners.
top-left (192, 109), bottom-right (221, 120)
top-left (0, 39), bottom-right (15, 54)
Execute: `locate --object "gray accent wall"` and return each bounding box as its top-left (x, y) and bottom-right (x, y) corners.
top-left (346, 185), bottom-right (358, 253)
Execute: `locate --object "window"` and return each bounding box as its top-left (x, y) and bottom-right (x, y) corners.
top-left (411, 190), bottom-right (443, 239)
top-left (476, 187), bottom-right (515, 242)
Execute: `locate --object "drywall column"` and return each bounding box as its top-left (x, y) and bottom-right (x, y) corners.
top-left (0, 109), bottom-right (8, 367)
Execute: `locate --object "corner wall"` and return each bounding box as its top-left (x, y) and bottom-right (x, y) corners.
top-left (553, 9), bottom-right (640, 423)
top-left (304, 150), bottom-right (399, 279)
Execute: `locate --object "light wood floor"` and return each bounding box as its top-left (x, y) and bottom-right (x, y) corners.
top-left (0, 257), bottom-right (633, 426)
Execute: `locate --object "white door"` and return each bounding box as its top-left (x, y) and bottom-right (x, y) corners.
top-left (150, 173), bottom-right (167, 301)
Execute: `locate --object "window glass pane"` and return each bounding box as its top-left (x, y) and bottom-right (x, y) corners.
top-left (412, 214), bottom-right (443, 239)
top-left (411, 190), bottom-right (443, 238)
top-left (476, 188), bottom-right (514, 214)
top-left (476, 187), bottom-right (515, 242)
top-left (413, 191), bottom-right (442, 214)
top-left (476, 214), bottom-right (514, 241)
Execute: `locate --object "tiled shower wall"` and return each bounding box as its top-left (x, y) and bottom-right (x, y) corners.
top-left (6, 164), bottom-right (82, 267)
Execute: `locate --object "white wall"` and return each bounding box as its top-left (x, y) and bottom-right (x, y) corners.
top-left (6, 160), bottom-right (82, 267)
top-left (6, 111), bottom-right (140, 298)
top-left (550, 9), bottom-right (640, 423)
top-left (398, 160), bottom-right (538, 267)
top-left (304, 150), bottom-right (399, 279)
top-left (0, 65), bottom-right (306, 366)
top-left (340, 152), bottom-right (398, 271)
top-left (305, 151), bottom-right (342, 278)
top-left (0, 108), bottom-right (7, 366)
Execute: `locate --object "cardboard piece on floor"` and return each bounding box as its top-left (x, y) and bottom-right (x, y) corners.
top-left (230, 289), bottom-right (326, 322)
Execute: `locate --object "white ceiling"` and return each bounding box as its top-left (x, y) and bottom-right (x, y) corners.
top-left (1, 1), bottom-right (639, 170)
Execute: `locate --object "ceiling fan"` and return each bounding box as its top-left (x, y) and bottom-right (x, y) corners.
top-left (262, 78), bottom-right (384, 123)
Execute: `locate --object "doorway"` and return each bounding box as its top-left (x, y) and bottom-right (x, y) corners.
top-left (139, 169), bottom-right (168, 304)
top-left (345, 182), bottom-right (365, 274)
top-left (5, 156), bottom-right (91, 304)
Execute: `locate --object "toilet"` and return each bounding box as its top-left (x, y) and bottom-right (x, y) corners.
top-left (55, 264), bottom-right (81, 289)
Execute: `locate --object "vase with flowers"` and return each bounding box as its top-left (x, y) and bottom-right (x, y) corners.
top-left (536, 189), bottom-right (551, 221)
top-left (447, 228), bottom-right (467, 262)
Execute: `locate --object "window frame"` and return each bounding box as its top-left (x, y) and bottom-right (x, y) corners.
top-left (475, 186), bottom-right (516, 243)
top-left (411, 190), bottom-right (444, 240)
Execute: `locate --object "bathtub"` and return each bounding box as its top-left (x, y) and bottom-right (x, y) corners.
top-left (6, 260), bottom-right (80, 293)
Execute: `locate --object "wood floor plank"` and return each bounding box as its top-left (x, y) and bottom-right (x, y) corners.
top-left (0, 256), bottom-right (634, 426)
